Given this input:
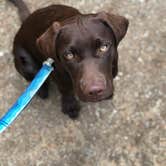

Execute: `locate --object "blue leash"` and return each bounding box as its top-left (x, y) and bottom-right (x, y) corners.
top-left (0, 58), bottom-right (54, 133)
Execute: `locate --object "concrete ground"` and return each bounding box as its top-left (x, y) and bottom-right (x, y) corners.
top-left (0, 0), bottom-right (165, 165)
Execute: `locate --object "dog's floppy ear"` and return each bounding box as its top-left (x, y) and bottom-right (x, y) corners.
top-left (36, 22), bottom-right (61, 57)
top-left (98, 12), bottom-right (129, 45)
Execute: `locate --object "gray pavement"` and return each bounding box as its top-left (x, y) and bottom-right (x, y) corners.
top-left (0, 0), bottom-right (165, 165)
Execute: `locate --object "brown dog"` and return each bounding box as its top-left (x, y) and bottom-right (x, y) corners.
top-left (8, 0), bottom-right (129, 119)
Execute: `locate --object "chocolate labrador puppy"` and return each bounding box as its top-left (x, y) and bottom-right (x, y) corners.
top-left (8, 0), bottom-right (129, 119)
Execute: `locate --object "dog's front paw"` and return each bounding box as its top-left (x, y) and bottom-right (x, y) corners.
top-left (37, 82), bottom-right (49, 99)
top-left (62, 96), bottom-right (80, 119)
top-left (37, 88), bottom-right (49, 99)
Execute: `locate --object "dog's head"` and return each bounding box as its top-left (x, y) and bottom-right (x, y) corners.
top-left (37, 12), bottom-right (129, 102)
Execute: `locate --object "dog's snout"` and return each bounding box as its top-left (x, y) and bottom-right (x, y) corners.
top-left (80, 77), bottom-right (106, 98)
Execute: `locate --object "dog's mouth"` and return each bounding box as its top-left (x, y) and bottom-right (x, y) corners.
top-left (76, 92), bottom-right (113, 102)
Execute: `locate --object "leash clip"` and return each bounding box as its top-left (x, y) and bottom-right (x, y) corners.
top-left (43, 58), bottom-right (54, 67)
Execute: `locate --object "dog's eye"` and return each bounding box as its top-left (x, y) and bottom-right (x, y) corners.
top-left (99, 44), bottom-right (109, 52)
top-left (64, 53), bottom-right (74, 60)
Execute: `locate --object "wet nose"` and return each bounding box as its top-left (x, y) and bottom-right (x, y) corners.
top-left (80, 79), bottom-right (106, 97)
top-left (88, 85), bottom-right (105, 96)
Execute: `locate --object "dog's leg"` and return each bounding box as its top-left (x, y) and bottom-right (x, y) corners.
top-left (54, 73), bottom-right (80, 119)
top-left (13, 46), bottom-right (49, 99)
top-left (61, 94), bottom-right (80, 119)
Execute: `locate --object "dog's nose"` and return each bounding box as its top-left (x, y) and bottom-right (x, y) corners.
top-left (80, 75), bottom-right (106, 98)
top-left (88, 85), bottom-right (104, 96)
